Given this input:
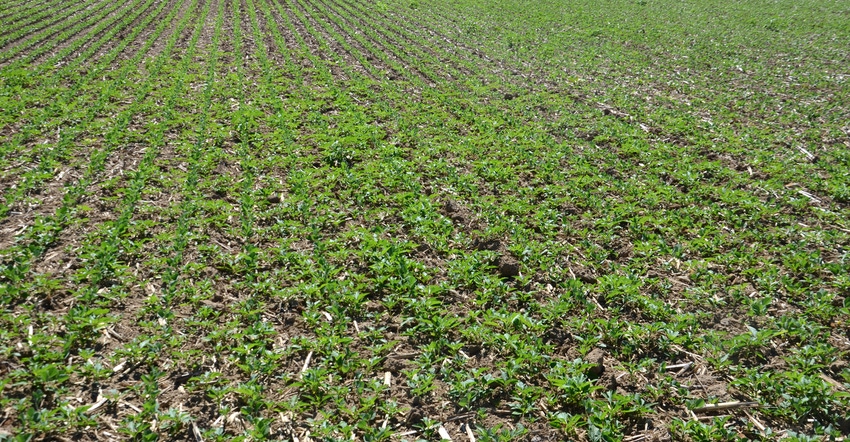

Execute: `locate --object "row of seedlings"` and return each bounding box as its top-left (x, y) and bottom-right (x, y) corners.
top-left (355, 1), bottom-right (850, 437)
top-left (151, 0), bottom-right (226, 315)
top-left (0, 0), bottom-right (68, 23)
top-left (0, 0), bottom-right (186, 218)
top-left (261, 1), bottom-right (448, 438)
top-left (0, 0), bottom-right (169, 135)
top-left (86, 2), bottom-right (221, 436)
top-left (108, 8), bottom-right (230, 437)
top-left (227, 0), bottom-right (401, 436)
top-left (0, 1), bottom-right (209, 434)
top-left (0, 2), bottom-right (210, 437)
top-left (294, 0), bottom-right (427, 86)
top-left (0, 0), bottom-right (201, 307)
top-left (288, 1), bottom-right (670, 438)
top-left (311, 0), bottom-right (462, 85)
top-left (0, 0), bottom-right (141, 67)
top-left (330, 0), bottom-right (478, 80)
top-left (0, 0), bottom-right (105, 47)
top-left (263, 0), bottom-right (333, 85)
top-left (0, 0), bottom-right (184, 152)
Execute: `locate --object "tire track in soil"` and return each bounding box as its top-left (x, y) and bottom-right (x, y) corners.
top-left (0, 0), bottom-right (117, 63)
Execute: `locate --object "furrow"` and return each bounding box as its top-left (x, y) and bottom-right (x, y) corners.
top-left (291, 0), bottom-right (381, 82)
top-left (298, 0), bottom-right (436, 86)
top-left (49, 0), bottom-right (169, 70)
top-left (260, 0), bottom-right (314, 79)
top-left (330, 0), bottom-right (479, 78)
top-left (53, 0), bottom-right (214, 311)
top-left (316, 0), bottom-right (463, 81)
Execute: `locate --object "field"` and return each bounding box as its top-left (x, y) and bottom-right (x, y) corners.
top-left (1, 0), bottom-right (849, 440)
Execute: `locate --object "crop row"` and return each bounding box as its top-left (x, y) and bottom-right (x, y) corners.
top-left (0, 0), bottom-right (138, 67)
top-left (0, 0), bottom-right (210, 433)
top-left (0, 0), bottom-right (103, 48)
top-left (1, 0), bottom-right (201, 302)
top-left (0, 0), bottom-right (186, 219)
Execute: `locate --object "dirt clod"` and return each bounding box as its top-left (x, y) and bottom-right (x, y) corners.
top-left (839, 417), bottom-right (850, 435)
top-left (473, 238), bottom-right (501, 251)
top-left (585, 348), bottom-right (606, 378)
top-left (498, 255), bottom-right (520, 277)
top-left (576, 271), bottom-right (597, 284)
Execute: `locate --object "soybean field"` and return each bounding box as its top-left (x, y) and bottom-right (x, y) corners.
top-left (0, 0), bottom-right (849, 440)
